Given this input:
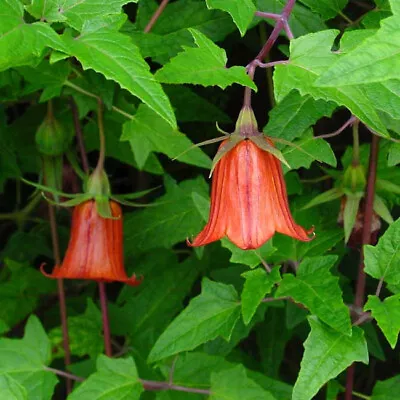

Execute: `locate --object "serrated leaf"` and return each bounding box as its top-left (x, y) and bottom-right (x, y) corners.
top-left (61, 24), bottom-right (176, 128)
top-left (0, 316), bottom-right (58, 400)
top-left (241, 267), bottom-right (281, 325)
top-left (0, 374), bottom-right (27, 400)
top-left (276, 256), bottom-right (351, 335)
top-left (299, 0), bottom-right (348, 20)
top-left (148, 278), bottom-right (241, 363)
top-left (68, 356), bottom-right (143, 400)
top-left (50, 299), bottom-right (103, 359)
top-left (121, 104), bottom-right (211, 169)
top-left (292, 317), bottom-right (368, 400)
top-left (205, 0), bottom-right (256, 36)
top-left (155, 29), bottom-right (256, 90)
top-left (274, 30), bottom-right (388, 136)
top-left (316, 15), bottom-right (400, 87)
top-left (210, 365), bottom-right (276, 400)
top-left (265, 90), bottom-right (336, 142)
top-left (364, 218), bottom-right (400, 285)
top-left (0, 0), bottom-right (65, 72)
top-left (364, 295), bottom-right (400, 349)
top-left (26, 0), bottom-right (135, 31)
top-left (372, 375), bottom-right (400, 400)
top-left (124, 176), bottom-right (208, 255)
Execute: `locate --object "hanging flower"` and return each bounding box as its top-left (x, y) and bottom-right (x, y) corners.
top-left (189, 106), bottom-right (313, 250)
top-left (41, 199), bottom-right (140, 285)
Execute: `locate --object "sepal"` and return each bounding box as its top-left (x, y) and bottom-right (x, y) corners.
top-left (302, 187), bottom-right (344, 210)
top-left (373, 195), bottom-right (394, 224)
top-left (249, 136), bottom-right (290, 168)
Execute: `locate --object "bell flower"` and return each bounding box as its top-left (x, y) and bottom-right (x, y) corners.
top-left (189, 106), bottom-right (313, 250)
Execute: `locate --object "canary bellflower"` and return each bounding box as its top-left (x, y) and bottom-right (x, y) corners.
top-left (189, 106), bottom-right (314, 250)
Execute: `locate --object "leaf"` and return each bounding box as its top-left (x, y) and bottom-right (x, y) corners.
top-left (299, 0), bottom-right (348, 20)
top-left (276, 256), bottom-right (352, 335)
top-left (148, 278), bottom-right (241, 363)
top-left (0, 375), bottom-right (27, 400)
top-left (282, 131), bottom-right (337, 170)
top-left (205, 0), bottom-right (256, 36)
top-left (343, 194), bottom-right (361, 243)
top-left (0, 316), bottom-right (58, 400)
top-left (121, 104), bottom-right (211, 169)
top-left (364, 218), bottom-right (400, 285)
top-left (241, 267), bottom-right (282, 325)
top-left (210, 365), bottom-right (276, 400)
top-left (292, 317), bottom-right (368, 400)
top-left (273, 30), bottom-right (388, 136)
top-left (388, 142), bottom-right (400, 166)
top-left (265, 90), bottom-right (336, 142)
top-left (155, 29), bottom-right (256, 90)
top-left (372, 375), bottom-right (400, 400)
top-left (316, 15), bottom-right (400, 87)
top-left (49, 299), bottom-right (104, 359)
top-left (0, 0), bottom-right (65, 72)
top-left (124, 176), bottom-right (208, 255)
top-left (61, 23), bottom-right (176, 128)
top-left (27, 0), bottom-right (134, 31)
top-left (364, 295), bottom-right (400, 349)
top-left (68, 356), bottom-right (143, 400)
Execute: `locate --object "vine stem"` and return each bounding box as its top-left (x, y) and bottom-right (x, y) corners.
top-left (98, 282), bottom-right (112, 357)
top-left (243, 0), bottom-right (297, 107)
top-left (144, 0), bottom-right (169, 33)
top-left (95, 99), bottom-right (106, 172)
top-left (345, 134), bottom-right (380, 400)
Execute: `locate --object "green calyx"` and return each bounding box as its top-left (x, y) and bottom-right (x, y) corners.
top-left (342, 164), bottom-right (366, 193)
top-left (86, 168), bottom-right (111, 197)
top-left (234, 105), bottom-right (259, 138)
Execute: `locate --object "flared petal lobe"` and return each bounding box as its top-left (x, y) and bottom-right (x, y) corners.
top-left (42, 200), bottom-right (140, 286)
top-left (190, 138), bottom-right (313, 250)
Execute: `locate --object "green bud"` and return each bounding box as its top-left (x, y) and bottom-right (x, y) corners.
top-left (342, 164), bottom-right (366, 193)
top-left (86, 168), bottom-right (111, 197)
top-left (35, 111), bottom-right (70, 156)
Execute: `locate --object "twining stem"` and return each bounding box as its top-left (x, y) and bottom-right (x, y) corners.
top-left (144, 0), bottom-right (170, 33)
top-left (243, 0), bottom-right (297, 107)
top-left (315, 115), bottom-right (357, 140)
top-left (48, 204), bottom-right (72, 393)
top-left (98, 282), bottom-right (112, 357)
top-left (352, 120), bottom-right (360, 166)
top-left (95, 99), bottom-right (106, 173)
top-left (345, 134), bottom-right (380, 400)
top-left (45, 367), bottom-right (85, 382)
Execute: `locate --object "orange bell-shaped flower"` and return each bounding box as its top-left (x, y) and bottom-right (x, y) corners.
top-left (42, 200), bottom-right (140, 286)
top-left (189, 108), bottom-right (313, 250)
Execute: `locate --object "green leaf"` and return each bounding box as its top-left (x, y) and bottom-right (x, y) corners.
top-left (316, 15), bottom-right (400, 87)
top-left (121, 104), bottom-right (211, 169)
top-left (364, 294), bottom-right (400, 349)
top-left (210, 365), bottom-right (276, 400)
top-left (274, 30), bottom-right (388, 136)
top-left (0, 319), bottom-right (9, 336)
top-left (124, 176), bottom-right (209, 255)
top-left (292, 317), bottom-right (368, 400)
top-left (0, 375), bottom-right (27, 400)
top-left (276, 256), bottom-right (352, 335)
top-left (26, 0), bottom-right (134, 31)
top-left (205, 0), bottom-right (256, 36)
top-left (241, 267), bottom-right (281, 325)
top-left (0, 0), bottom-right (65, 72)
top-left (299, 0), bottom-right (348, 20)
top-left (68, 356), bottom-right (143, 400)
top-left (364, 218), bottom-right (400, 285)
top-left (50, 299), bottom-right (104, 359)
top-left (155, 29), bottom-right (256, 90)
top-left (282, 131), bottom-right (337, 170)
top-left (372, 375), bottom-right (400, 400)
top-left (61, 23), bottom-right (176, 128)
top-left (0, 316), bottom-right (57, 400)
top-left (388, 142), bottom-right (400, 166)
top-left (265, 90), bottom-right (336, 142)
top-left (148, 278), bottom-right (241, 363)
top-left (343, 194), bottom-right (361, 243)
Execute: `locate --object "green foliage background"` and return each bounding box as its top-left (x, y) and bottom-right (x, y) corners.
top-left (0, 0), bottom-right (400, 399)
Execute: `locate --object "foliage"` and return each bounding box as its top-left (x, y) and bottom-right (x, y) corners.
top-left (1, 0), bottom-right (400, 399)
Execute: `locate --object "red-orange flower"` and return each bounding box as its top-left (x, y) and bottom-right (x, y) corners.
top-left (42, 200), bottom-right (140, 286)
top-left (189, 137), bottom-right (313, 250)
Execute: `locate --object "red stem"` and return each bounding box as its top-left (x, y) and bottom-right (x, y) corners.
top-left (144, 0), bottom-right (169, 33)
top-left (345, 134), bottom-right (380, 400)
top-left (140, 380), bottom-right (211, 395)
top-left (98, 282), bottom-right (112, 357)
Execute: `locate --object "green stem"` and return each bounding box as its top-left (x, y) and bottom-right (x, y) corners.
top-left (95, 99), bottom-right (106, 172)
top-left (64, 81), bottom-right (134, 120)
top-left (352, 120), bottom-right (360, 166)
top-left (352, 391), bottom-right (371, 400)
